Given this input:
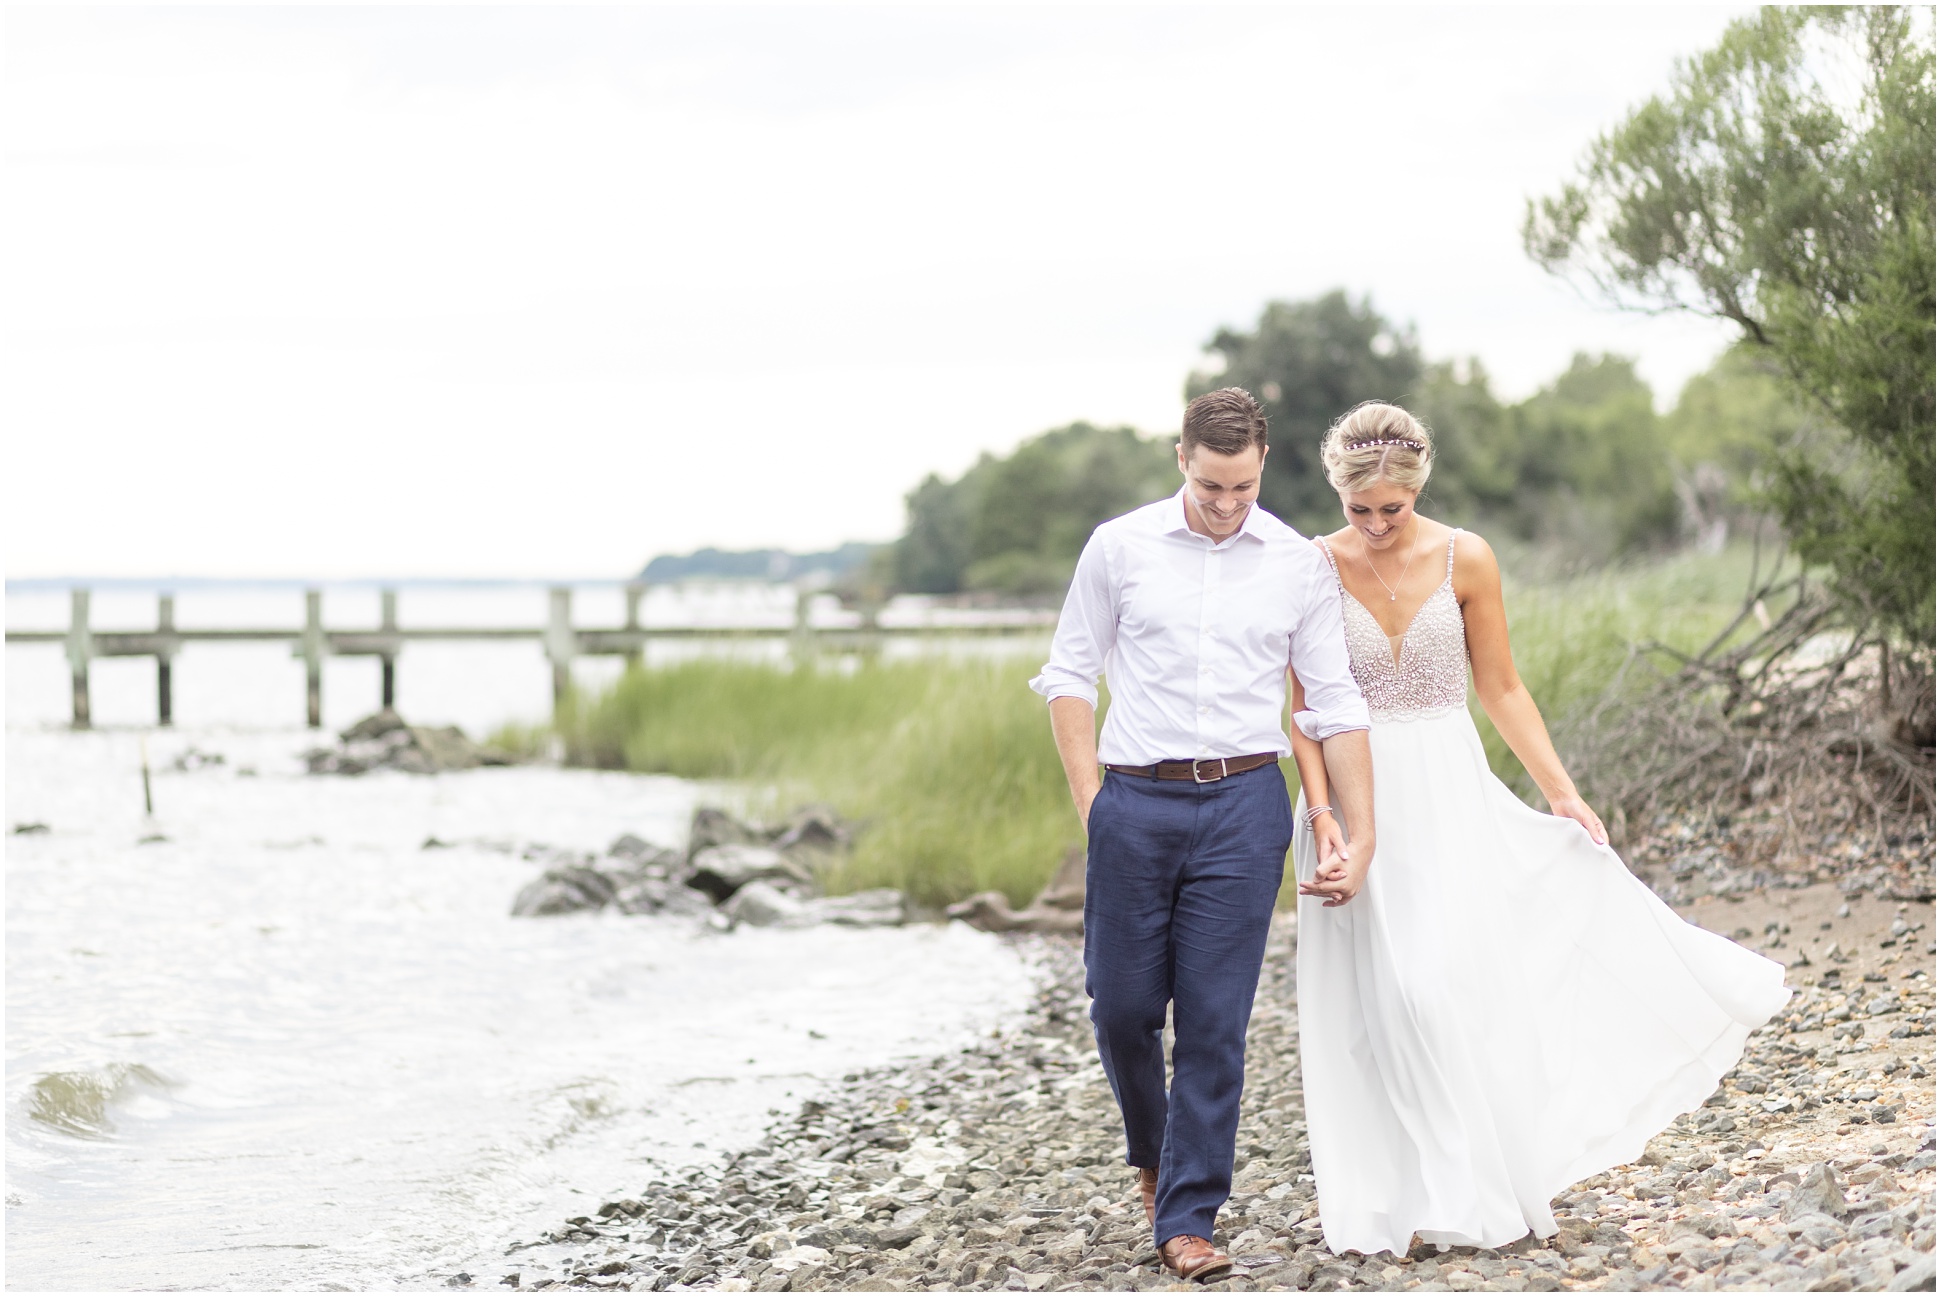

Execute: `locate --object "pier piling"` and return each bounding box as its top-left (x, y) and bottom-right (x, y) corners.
top-left (156, 595), bottom-right (176, 727)
top-left (66, 589), bottom-right (92, 729)
top-left (623, 583), bottom-right (644, 669)
top-left (301, 590), bottom-right (324, 728)
top-left (380, 589), bottom-right (398, 710)
top-left (545, 586), bottom-right (574, 706)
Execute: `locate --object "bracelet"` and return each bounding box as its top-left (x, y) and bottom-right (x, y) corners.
top-left (1302, 805), bottom-right (1335, 832)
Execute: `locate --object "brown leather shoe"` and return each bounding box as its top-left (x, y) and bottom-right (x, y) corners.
top-left (1137, 1167), bottom-right (1158, 1227)
top-left (1161, 1235), bottom-right (1233, 1284)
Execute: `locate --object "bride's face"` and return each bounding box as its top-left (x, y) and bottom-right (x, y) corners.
top-left (1339, 481), bottom-right (1419, 550)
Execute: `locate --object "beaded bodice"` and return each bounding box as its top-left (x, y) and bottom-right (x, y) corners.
top-left (1320, 531), bottom-right (1470, 721)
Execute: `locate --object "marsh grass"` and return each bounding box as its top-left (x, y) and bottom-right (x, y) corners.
top-left (548, 656), bottom-right (1077, 909)
top-left (539, 546), bottom-right (1773, 908)
top-left (1478, 543), bottom-right (1792, 799)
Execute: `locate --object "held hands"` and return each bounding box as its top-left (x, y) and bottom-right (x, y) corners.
top-left (1309, 812), bottom-right (1348, 874)
top-left (1297, 813), bottom-right (1372, 908)
top-left (1549, 792), bottom-right (1607, 845)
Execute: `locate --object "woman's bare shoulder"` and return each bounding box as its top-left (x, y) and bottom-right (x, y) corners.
top-left (1449, 527), bottom-right (1501, 594)
top-left (1450, 526), bottom-right (1495, 561)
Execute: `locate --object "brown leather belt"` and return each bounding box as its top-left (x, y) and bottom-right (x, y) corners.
top-left (1104, 752), bottom-right (1278, 784)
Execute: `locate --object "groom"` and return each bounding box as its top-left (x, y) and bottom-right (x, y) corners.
top-left (1030, 387), bottom-right (1375, 1281)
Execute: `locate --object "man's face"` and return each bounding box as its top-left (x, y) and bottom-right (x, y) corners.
top-left (1176, 442), bottom-right (1267, 540)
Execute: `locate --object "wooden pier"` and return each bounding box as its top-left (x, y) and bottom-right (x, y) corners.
top-left (5, 586), bottom-right (1053, 728)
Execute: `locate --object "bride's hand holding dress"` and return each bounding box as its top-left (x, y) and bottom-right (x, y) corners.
top-left (1454, 533), bottom-right (1608, 846)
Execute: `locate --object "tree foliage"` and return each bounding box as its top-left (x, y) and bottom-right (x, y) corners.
top-left (890, 423), bottom-right (1177, 595)
top-left (889, 295), bottom-right (1823, 594)
top-left (1185, 292), bottom-right (1424, 534)
top-left (1420, 354), bottom-right (1680, 562)
top-left (1525, 6), bottom-right (1936, 643)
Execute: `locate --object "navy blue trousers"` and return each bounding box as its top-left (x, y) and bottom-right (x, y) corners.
top-left (1084, 763), bottom-right (1292, 1248)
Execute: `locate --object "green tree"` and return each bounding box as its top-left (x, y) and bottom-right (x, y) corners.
top-left (1416, 354), bottom-right (1687, 561)
top-left (1509, 354), bottom-right (1680, 560)
top-left (1186, 292), bottom-right (1424, 533)
top-left (891, 472), bottom-right (971, 594)
top-left (1525, 6), bottom-right (1936, 644)
top-left (1660, 346), bottom-right (1834, 550)
top-left (1412, 358), bottom-right (1516, 526)
top-left (890, 423), bottom-right (1177, 595)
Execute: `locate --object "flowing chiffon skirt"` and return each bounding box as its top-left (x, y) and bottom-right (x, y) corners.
top-left (1293, 707), bottom-right (1790, 1257)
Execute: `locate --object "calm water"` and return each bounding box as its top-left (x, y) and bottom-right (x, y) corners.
top-left (5, 584), bottom-right (1041, 1290)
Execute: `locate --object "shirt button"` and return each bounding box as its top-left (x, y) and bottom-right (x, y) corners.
top-left (1199, 706), bottom-right (1210, 715)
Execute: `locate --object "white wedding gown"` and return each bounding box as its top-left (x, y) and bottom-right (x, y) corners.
top-left (1294, 532), bottom-right (1790, 1257)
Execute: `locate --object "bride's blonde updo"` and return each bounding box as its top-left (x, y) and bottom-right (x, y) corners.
top-left (1320, 401), bottom-right (1435, 493)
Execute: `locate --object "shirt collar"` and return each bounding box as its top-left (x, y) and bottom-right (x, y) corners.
top-left (1162, 486), bottom-right (1268, 548)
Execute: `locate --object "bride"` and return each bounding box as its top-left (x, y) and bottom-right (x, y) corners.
top-left (1286, 400), bottom-right (1790, 1257)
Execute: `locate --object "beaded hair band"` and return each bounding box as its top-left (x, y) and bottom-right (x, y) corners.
top-left (1342, 437), bottom-right (1425, 451)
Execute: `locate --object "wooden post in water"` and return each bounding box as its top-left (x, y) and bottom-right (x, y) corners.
top-left (156, 595), bottom-right (176, 727)
top-left (300, 589), bottom-right (325, 728)
top-left (791, 587), bottom-right (814, 665)
top-left (623, 582), bottom-right (645, 670)
top-left (858, 598), bottom-right (884, 662)
top-left (545, 586), bottom-right (574, 707)
top-left (380, 589), bottom-right (398, 710)
top-left (66, 588), bottom-right (92, 729)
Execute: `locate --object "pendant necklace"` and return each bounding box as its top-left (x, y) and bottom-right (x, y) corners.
top-left (1362, 519), bottom-right (1419, 602)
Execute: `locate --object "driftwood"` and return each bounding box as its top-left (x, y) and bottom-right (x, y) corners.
top-left (947, 848), bottom-right (1085, 934)
top-left (1556, 558), bottom-right (1934, 893)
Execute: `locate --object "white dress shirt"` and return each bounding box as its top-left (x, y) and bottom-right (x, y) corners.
top-left (1029, 489), bottom-right (1370, 766)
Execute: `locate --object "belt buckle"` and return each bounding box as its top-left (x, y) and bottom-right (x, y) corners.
top-left (1193, 757), bottom-right (1228, 784)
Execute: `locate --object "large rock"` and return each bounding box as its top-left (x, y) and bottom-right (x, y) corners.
top-left (686, 806), bottom-right (769, 860)
top-left (1890, 1254), bottom-right (1937, 1292)
top-left (947, 848), bottom-right (1085, 934)
top-left (306, 709), bottom-right (515, 776)
top-left (512, 866), bottom-right (619, 916)
top-left (721, 880), bottom-right (811, 927)
top-left (1786, 1163), bottom-right (1851, 1220)
top-left (687, 844), bottom-right (814, 903)
top-left (684, 804), bottom-right (851, 870)
top-left (807, 888), bottom-right (906, 927)
top-left (607, 833), bottom-right (659, 862)
top-left (771, 805), bottom-right (850, 866)
top-left (715, 882), bottom-right (907, 930)
top-left (511, 805), bottom-right (873, 925)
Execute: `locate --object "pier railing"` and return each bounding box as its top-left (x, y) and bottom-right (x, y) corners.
top-left (5, 586), bottom-right (1055, 728)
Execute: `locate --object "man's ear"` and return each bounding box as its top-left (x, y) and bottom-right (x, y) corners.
top-left (1176, 442), bottom-right (1188, 475)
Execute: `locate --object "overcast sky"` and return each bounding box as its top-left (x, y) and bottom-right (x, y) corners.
top-left (5, 5), bottom-right (1749, 580)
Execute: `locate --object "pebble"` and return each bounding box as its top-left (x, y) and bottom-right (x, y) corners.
top-left (475, 911), bottom-right (1934, 1292)
top-left (1628, 809), bottom-right (1932, 906)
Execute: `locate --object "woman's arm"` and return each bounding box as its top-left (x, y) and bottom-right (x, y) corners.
top-left (1457, 533), bottom-right (1608, 845)
top-left (1288, 668), bottom-right (1350, 875)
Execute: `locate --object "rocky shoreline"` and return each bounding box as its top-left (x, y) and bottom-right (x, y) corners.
top-left (479, 883), bottom-right (1934, 1294)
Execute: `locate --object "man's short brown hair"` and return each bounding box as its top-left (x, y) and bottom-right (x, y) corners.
top-left (1181, 388), bottom-right (1269, 457)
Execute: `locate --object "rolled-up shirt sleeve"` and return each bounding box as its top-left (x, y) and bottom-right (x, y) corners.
top-left (1288, 565), bottom-right (1371, 740)
top-left (1029, 533), bottom-right (1115, 707)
